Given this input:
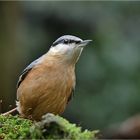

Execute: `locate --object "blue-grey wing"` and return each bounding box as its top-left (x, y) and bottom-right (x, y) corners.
top-left (17, 57), bottom-right (42, 88)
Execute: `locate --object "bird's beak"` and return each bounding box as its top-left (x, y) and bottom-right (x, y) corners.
top-left (78, 40), bottom-right (92, 47)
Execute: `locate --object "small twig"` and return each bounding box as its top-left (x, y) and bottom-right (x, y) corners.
top-left (0, 100), bottom-right (2, 114)
top-left (1, 107), bottom-right (17, 116)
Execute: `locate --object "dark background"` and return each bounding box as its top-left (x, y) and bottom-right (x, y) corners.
top-left (0, 1), bottom-right (140, 131)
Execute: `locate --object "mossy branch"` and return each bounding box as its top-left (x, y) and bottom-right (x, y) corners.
top-left (0, 113), bottom-right (98, 139)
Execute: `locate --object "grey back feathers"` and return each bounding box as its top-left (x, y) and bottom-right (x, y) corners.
top-left (17, 56), bottom-right (43, 88)
top-left (52, 35), bottom-right (82, 47)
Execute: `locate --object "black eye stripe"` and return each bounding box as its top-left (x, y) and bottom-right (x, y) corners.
top-left (75, 40), bottom-right (81, 44)
top-left (69, 40), bottom-right (75, 43)
top-left (52, 39), bottom-right (81, 47)
top-left (64, 39), bottom-right (69, 44)
top-left (69, 40), bottom-right (81, 44)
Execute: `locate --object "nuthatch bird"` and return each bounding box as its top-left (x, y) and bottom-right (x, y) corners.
top-left (16, 35), bottom-right (92, 120)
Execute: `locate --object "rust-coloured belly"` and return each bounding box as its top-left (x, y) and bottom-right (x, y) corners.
top-left (17, 63), bottom-right (75, 120)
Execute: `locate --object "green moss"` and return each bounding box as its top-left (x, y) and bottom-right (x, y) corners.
top-left (0, 114), bottom-right (98, 139)
top-left (0, 115), bottom-right (32, 139)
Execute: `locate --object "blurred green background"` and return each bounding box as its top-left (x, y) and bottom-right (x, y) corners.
top-left (0, 1), bottom-right (140, 131)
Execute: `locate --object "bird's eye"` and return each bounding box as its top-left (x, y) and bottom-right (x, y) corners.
top-left (64, 39), bottom-right (69, 44)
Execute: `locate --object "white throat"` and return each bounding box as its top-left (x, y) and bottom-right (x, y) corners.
top-left (48, 43), bottom-right (83, 65)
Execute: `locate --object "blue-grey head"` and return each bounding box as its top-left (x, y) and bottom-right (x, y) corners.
top-left (49, 35), bottom-right (92, 64)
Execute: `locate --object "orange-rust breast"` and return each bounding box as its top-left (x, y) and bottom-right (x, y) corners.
top-left (17, 55), bottom-right (75, 120)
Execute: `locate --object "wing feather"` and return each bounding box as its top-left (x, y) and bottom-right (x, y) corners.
top-left (17, 57), bottom-right (42, 88)
top-left (67, 87), bottom-right (75, 103)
